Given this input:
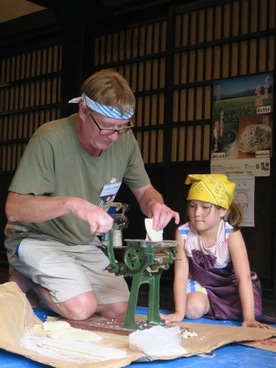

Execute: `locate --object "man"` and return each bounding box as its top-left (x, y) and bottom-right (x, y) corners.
top-left (5, 69), bottom-right (179, 321)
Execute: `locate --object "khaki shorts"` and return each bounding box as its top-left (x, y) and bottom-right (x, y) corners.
top-left (12, 237), bottom-right (129, 304)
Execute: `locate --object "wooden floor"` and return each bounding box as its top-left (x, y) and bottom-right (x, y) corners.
top-left (0, 265), bottom-right (275, 318)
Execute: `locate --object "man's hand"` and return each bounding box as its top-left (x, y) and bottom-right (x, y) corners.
top-left (131, 184), bottom-right (180, 231)
top-left (150, 202), bottom-right (180, 231)
top-left (69, 197), bottom-right (114, 234)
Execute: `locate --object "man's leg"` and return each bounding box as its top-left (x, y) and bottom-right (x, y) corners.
top-left (9, 267), bottom-right (99, 320)
top-left (10, 239), bottom-right (129, 321)
top-left (9, 268), bottom-right (40, 307)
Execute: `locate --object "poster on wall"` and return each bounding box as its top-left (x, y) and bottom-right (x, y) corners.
top-left (229, 176), bottom-right (255, 227)
top-left (211, 73), bottom-right (273, 177)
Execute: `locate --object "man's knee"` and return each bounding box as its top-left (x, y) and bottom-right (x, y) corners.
top-left (98, 301), bottom-right (128, 319)
top-left (59, 292), bottom-right (98, 320)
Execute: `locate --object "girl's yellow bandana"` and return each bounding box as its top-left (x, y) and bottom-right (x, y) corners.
top-left (185, 174), bottom-right (235, 210)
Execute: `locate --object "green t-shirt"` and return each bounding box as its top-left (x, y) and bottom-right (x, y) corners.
top-left (6, 114), bottom-right (150, 246)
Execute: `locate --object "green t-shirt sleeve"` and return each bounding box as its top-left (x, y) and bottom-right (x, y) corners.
top-left (9, 135), bottom-right (55, 195)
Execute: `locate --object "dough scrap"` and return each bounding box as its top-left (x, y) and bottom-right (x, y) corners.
top-left (33, 324), bottom-right (48, 336)
top-left (46, 316), bottom-right (60, 322)
top-left (43, 321), bottom-right (71, 331)
top-left (181, 330), bottom-right (198, 339)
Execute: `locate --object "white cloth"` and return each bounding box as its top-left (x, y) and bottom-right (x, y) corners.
top-left (69, 93), bottom-right (134, 119)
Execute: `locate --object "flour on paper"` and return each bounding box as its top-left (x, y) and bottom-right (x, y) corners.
top-left (37, 338), bottom-right (127, 361)
top-left (30, 320), bottom-right (127, 362)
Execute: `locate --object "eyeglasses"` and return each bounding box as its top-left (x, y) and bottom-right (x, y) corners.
top-left (90, 113), bottom-right (133, 136)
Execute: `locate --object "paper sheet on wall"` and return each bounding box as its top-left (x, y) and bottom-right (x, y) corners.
top-left (229, 176), bottom-right (255, 227)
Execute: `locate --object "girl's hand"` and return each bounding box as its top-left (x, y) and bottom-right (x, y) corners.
top-left (160, 312), bottom-right (184, 324)
top-left (242, 319), bottom-right (271, 329)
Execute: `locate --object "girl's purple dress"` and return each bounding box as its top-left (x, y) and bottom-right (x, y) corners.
top-left (178, 221), bottom-right (276, 324)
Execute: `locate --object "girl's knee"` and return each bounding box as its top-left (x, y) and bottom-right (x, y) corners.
top-left (185, 303), bottom-right (205, 320)
top-left (185, 295), bottom-right (209, 320)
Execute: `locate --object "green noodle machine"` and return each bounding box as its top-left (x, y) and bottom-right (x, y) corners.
top-left (105, 230), bottom-right (179, 330)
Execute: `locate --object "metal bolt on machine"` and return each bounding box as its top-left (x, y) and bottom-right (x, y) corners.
top-left (105, 230), bottom-right (179, 330)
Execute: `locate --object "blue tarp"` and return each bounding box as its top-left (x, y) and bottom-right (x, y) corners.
top-left (0, 306), bottom-right (275, 368)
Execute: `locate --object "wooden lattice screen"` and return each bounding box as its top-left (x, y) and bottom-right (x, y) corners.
top-left (94, 22), bottom-right (168, 164)
top-left (93, 0), bottom-right (274, 164)
top-left (1, 0), bottom-right (274, 169)
top-left (0, 44), bottom-right (63, 171)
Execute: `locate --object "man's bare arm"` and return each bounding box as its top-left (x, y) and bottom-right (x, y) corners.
top-left (5, 192), bottom-right (113, 234)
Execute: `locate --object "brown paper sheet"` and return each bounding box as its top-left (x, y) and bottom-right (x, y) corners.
top-left (1, 282), bottom-right (276, 368)
top-left (242, 337), bottom-right (276, 352)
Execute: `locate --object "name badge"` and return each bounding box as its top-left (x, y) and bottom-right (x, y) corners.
top-left (99, 182), bottom-right (122, 209)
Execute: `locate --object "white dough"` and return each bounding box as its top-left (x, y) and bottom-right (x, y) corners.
top-left (33, 320), bottom-right (102, 342)
top-left (145, 218), bottom-right (163, 241)
top-left (43, 321), bottom-right (71, 332)
top-left (47, 327), bottom-right (102, 342)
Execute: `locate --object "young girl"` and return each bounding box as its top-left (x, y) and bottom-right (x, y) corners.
top-left (162, 174), bottom-right (276, 328)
